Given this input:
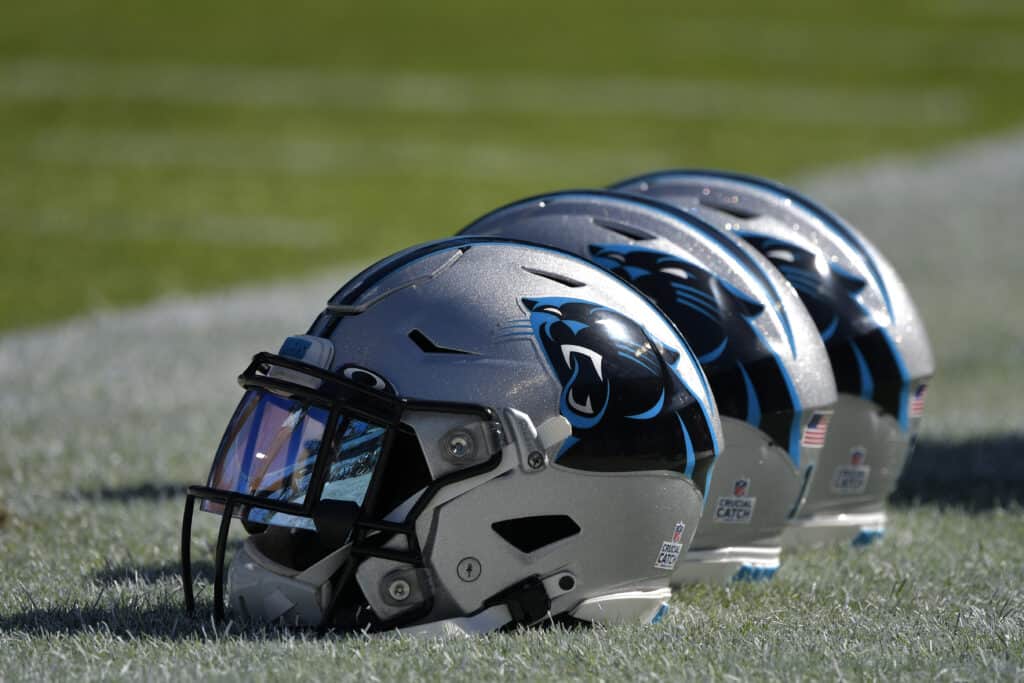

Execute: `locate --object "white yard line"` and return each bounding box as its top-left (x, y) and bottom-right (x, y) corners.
top-left (21, 128), bottom-right (679, 179)
top-left (0, 60), bottom-right (973, 127)
top-left (0, 270), bottom-right (347, 491)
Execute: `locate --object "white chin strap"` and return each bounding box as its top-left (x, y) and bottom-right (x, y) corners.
top-left (395, 604), bottom-right (517, 637)
top-left (395, 587), bottom-right (672, 638)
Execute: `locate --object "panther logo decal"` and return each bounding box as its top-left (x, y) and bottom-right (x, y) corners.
top-left (510, 297), bottom-right (716, 487)
top-left (589, 244), bottom-right (769, 365)
top-left (740, 234), bottom-right (909, 424)
top-left (588, 243), bottom-right (803, 462)
top-left (737, 235), bottom-right (872, 344)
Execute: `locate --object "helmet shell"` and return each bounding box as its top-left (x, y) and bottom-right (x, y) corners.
top-left (460, 191), bottom-right (837, 581)
top-left (613, 171), bottom-right (935, 546)
top-left (230, 238), bottom-right (723, 628)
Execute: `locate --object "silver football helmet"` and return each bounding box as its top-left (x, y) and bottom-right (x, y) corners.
top-left (459, 191), bottom-right (837, 583)
top-left (612, 171), bottom-right (935, 547)
top-left (181, 238), bottom-right (722, 633)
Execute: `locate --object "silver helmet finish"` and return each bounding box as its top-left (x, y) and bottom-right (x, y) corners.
top-left (460, 191), bottom-right (837, 583)
top-left (181, 238), bottom-right (721, 633)
top-left (612, 171), bottom-right (935, 547)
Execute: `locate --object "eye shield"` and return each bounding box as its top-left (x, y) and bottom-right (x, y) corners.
top-left (181, 347), bottom-right (505, 627)
top-left (200, 389), bottom-right (388, 531)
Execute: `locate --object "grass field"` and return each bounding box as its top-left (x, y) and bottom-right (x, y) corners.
top-left (3, 127), bottom-right (1024, 679)
top-left (3, 0), bottom-right (1024, 330)
top-left (1, 507), bottom-right (1019, 681)
top-left (2, 1), bottom-right (1024, 680)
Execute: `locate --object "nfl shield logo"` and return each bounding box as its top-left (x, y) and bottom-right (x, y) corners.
top-left (671, 521), bottom-right (686, 543)
top-left (850, 448), bottom-right (867, 466)
top-left (734, 479), bottom-right (749, 497)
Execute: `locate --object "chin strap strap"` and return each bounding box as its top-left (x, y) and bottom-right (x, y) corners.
top-left (393, 576), bottom-right (553, 638)
top-left (395, 604), bottom-right (513, 637)
top-left (484, 576), bottom-right (553, 628)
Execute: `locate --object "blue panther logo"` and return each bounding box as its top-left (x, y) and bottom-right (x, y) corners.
top-left (504, 296), bottom-right (716, 486)
top-left (589, 244), bottom-right (769, 366)
top-left (737, 235), bottom-right (872, 344)
top-left (740, 234), bottom-right (910, 426)
top-left (588, 243), bottom-right (804, 462)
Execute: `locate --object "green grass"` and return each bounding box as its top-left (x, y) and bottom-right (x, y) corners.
top-left (1, 127), bottom-right (1023, 679)
top-left (2, 504), bottom-right (1021, 681)
top-left (2, 0), bottom-right (1024, 330)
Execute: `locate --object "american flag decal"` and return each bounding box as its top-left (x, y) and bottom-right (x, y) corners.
top-left (801, 412), bottom-right (831, 447)
top-left (909, 384), bottom-right (928, 418)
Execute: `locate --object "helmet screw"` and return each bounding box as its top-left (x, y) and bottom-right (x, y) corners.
top-left (445, 431), bottom-right (474, 459)
top-left (527, 451), bottom-right (545, 470)
top-left (387, 578), bottom-right (411, 602)
top-left (457, 557), bottom-right (482, 582)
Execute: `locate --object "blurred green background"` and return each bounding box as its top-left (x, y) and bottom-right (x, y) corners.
top-left (3, 0), bottom-right (1024, 331)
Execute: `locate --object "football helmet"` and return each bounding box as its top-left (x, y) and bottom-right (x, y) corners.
top-left (612, 171), bottom-right (935, 546)
top-left (181, 237), bottom-right (722, 633)
top-left (459, 191), bottom-right (837, 583)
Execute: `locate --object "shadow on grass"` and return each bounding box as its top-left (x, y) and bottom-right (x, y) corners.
top-left (0, 549), bottom-right (314, 639)
top-left (0, 602), bottom-right (309, 640)
top-left (892, 433), bottom-right (1024, 509)
top-left (64, 482), bottom-right (186, 503)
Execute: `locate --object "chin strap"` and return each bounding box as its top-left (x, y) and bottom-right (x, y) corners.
top-left (395, 605), bottom-right (512, 637)
top-left (318, 575), bottom-right (553, 638)
top-left (484, 576), bottom-right (553, 629)
top-left (391, 576), bottom-right (552, 638)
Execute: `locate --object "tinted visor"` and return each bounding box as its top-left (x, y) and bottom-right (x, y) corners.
top-left (202, 389), bottom-right (387, 529)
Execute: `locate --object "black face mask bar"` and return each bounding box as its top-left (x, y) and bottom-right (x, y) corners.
top-left (181, 351), bottom-right (504, 628)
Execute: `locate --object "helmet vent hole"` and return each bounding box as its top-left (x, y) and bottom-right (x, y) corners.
top-left (592, 218), bottom-right (655, 241)
top-left (407, 329), bottom-right (476, 355)
top-left (521, 267), bottom-right (585, 288)
top-left (698, 199), bottom-right (760, 220)
top-left (491, 515), bottom-right (581, 553)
